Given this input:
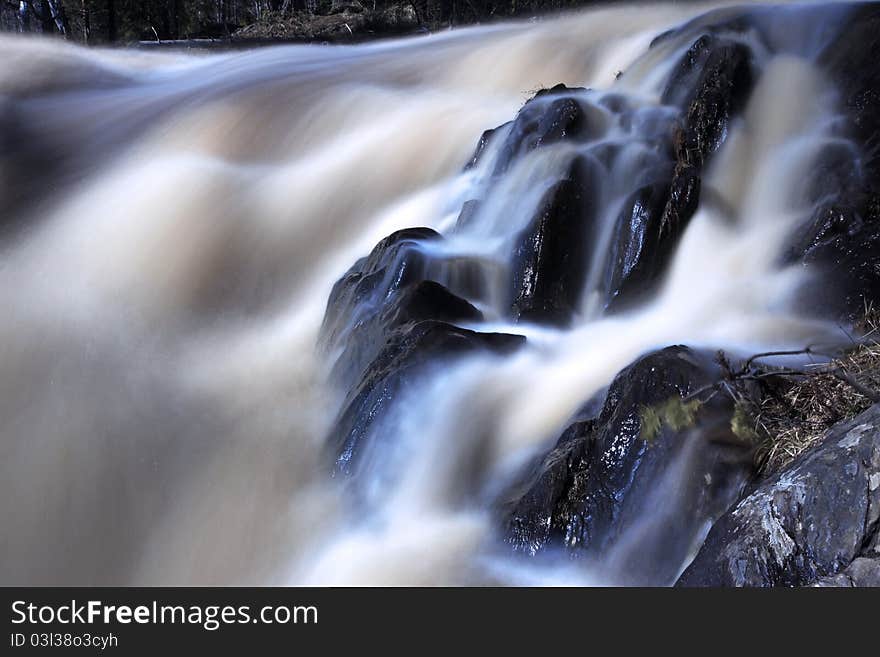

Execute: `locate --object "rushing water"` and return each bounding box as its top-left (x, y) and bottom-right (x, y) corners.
top-left (0, 1), bottom-right (856, 585)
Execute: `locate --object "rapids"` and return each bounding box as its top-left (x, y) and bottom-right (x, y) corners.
top-left (0, 1), bottom-right (861, 585)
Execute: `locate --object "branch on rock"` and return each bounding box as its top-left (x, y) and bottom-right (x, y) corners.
top-left (711, 335), bottom-right (880, 474)
top-left (673, 339), bottom-right (880, 474)
top-left (695, 343), bottom-right (880, 404)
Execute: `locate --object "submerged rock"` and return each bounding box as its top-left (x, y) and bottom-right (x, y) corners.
top-left (677, 404), bottom-right (880, 587)
top-left (504, 346), bottom-right (753, 585)
top-left (453, 199), bottom-right (482, 230)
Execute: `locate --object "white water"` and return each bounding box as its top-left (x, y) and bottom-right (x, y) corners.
top-left (0, 2), bottom-right (851, 585)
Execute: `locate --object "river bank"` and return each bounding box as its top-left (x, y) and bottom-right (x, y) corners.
top-left (136, 5), bottom-right (428, 49)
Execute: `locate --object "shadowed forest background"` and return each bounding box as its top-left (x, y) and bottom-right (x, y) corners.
top-left (0, 1), bottom-right (634, 43)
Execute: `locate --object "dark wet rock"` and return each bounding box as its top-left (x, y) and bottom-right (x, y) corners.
top-left (605, 172), bottom-right (700, 310)
top-left (790, 205), bottom-right (865, 261)
top-left (532, 83), bottom-right (588, 100)
top-left (662, 33), bottom-right (716, 106)
top-left (677, 404), bottom-right (880, 587)
top-left (819, 4), bottom-right (880, 183)
top-left (670, 38), bottom-right (753, 165)
top-left (510, 157), bottom-right (598, 325)
top-left (800, 141), bottom-right (862, 208)
top-left (504, 346), bottom-right (753, 585)
top-left (792, 201), bottom-right (880, 324)
top-left (602, 184), bottom-right (670, 307)
top-left (320, 227), bottom-right (442, 385)
top-left (602, 35), bottom-right (752, 310)
top-left (320, 226), bottom-right (525, 477)
top-left (491, 85), bottom-right (598, 177)
top-left (601, 165), bottom-right (701, 311)
top-left (331, 320), bottom-right (524, 476)
top-left (787, 136), bottom-right (880, 319)
top-left (331, 278), bottom-right (484, 389)
top-left (662, 35), bottom-right (753, 123)
top-left (454, 33), bottom-right (753, 317)
top-left (788, 4), bottom-right (880, 320)
top-left (659, 34), bottom-right (754, 225)
top-left (657, 163), bottom-right (701, 245)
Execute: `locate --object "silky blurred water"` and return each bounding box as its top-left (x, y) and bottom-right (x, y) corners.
top-left (0, 1), bottom-right (851, 585)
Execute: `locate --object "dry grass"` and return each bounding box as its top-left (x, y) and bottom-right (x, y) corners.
top-left (749, 309), bottom-right (880, 474)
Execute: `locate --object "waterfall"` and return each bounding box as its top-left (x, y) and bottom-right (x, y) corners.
top-left (0, 1), bottom-right (867, 585)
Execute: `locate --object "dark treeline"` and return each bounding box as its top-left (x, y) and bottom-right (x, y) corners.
top-left (0, 1), bottom-right (608, 44)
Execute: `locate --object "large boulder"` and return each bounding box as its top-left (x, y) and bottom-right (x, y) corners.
top-left (677, 404), bottom-right (880, 587)
top-left (498, 32), bottom-right (755, 317)
top-left (319, 227), bottom-right (525, 478)
top-left (503, 346), bottom-right (754, 585)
